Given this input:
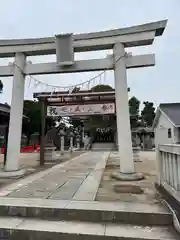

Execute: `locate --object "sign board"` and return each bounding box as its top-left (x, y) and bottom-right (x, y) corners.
top-left (47, 103), bottom-right (115, 117)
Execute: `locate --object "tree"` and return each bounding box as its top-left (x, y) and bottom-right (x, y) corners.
top-left (129, 96), bottom-right (140, 116)
top-left (91, 84), bottom-right (113, 92)
top-left (141, 101), bottom-right (155, 127)
top-left (71, 87), bottom-right (80, 93)
top-left (0, 80), bottom-right (3, 93)
top-left (128, 96), bottom-right (140, 129)
top-left (23, 100), bottom-right (41, 136)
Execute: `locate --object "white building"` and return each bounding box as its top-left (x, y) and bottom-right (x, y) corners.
top-left (153, 103), bottom-right (180, 146)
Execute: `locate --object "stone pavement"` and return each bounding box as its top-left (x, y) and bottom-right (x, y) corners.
top-left (0, 151), bottom-right (109, 201)
top-left (0, 151), bottom-right (82, 187)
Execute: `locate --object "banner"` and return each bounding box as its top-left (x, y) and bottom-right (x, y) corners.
top-left (47, 103), bottom-right (115, 116)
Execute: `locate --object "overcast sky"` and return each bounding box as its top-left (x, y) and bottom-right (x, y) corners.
top-left (0, 0), bottom-right (179, 108)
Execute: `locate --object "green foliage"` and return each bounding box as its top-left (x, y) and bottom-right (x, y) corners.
top-left (68, 118), bottom-right (81, 129)
top-left (71, 87), bottom-right (80, 93)
top-left (23, 100), bottom-right (41, 135)
top-left (129, 96), bottom-right (140, 129)
top-left (141, 101), bottom-right (155, 127)
top-left (91, 84), bottom-right (113, 92)
top-left (129, 96), bottom-right (140, 116)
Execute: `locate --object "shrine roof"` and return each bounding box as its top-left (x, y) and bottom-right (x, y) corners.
top-left (33, 91), bottom-right (116, 106)
top-left (0, 103), bottom-right (28, 118)
top-left (0, 103), bottom-right (10, 115)
top-left (34, 90), bottom-right (115, 98)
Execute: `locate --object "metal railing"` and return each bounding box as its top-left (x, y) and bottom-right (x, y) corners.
top-left (158, 144), bottom-right (180, 202)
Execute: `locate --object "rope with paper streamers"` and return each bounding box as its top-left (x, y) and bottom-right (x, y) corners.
top-left (14, 52), bottom-right (127, 95)
top-left (26, 70), bottom-right (107, 94)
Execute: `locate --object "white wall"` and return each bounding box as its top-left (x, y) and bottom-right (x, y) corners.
top-left (154, 113), bottom-right (176, 147)
top-left (173, 126), bottom-right (180, 143)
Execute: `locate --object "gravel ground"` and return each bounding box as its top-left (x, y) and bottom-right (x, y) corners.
top-left (96, 151), bottom-right (162, 204)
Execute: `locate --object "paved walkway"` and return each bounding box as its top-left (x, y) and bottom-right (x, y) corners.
top-left (0, 151), bottom-right (82, 188)
top-left (2, 152), bottom-right (109, 201)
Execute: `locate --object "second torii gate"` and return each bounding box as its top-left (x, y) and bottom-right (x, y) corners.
top-left (0, 19), bottom-right (167, 179)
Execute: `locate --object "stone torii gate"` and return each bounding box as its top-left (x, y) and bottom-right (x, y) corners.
top-left (0, 20), bottom-right (167, 178)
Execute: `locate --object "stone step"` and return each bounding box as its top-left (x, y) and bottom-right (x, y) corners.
top-left (0, 198), bottom-right (173, 226)
top-left (91, 143), bottom-right (116, 151)
top-left (92, 148), bottom-right (116, 151)
top-left (0, 217), bottom-right (178, 240)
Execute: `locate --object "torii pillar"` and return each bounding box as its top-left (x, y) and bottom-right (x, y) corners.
top-left (112, 43), bottom-right (144, 181)
top-left (4, 52), bottom-right (26, 176)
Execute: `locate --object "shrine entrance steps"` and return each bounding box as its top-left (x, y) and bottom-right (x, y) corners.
top-left (0, 198), bottom-right (178, 239)
top-left (91, 142), bottom-right (116, 151)
top-left (0, 151), bottom-right (178, 239)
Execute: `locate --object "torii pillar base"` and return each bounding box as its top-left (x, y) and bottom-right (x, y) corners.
top-left (111, 171), bottom-right (144, 181)
top-left (0, 168), bottom-right (26, 179)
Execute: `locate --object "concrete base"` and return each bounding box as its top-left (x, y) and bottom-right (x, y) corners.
top-left (36, 159), bottom-right (57, 164)
top-left (134, 159), bottom-right (142, 162)
top-left (37, 151), bottom-right (71, 163)
top-left (111, 172), bottom-right (144, 181)
top-left (0, 168), bottom-right (26, 178)
top-left (58, 152), bottom-right (71, 160)
top-left (44, 155), bottom-right (58, 162)
top-left (113, 183), bottom-right (144, 194)
top-left (37, 157), bottom-right (58, 163)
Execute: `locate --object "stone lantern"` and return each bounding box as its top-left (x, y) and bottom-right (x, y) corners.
top-left (81, 120), bottom-right (84, 143)
top-left (69, 131), bottom-right (74, 152)
top-left (59, 129), bottom-right (66, 155)
top-left (76, 134), bottom-right (81, 150)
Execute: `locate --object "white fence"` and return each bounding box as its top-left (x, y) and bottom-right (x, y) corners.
top-left (158, 144), bottom-right (180, 202)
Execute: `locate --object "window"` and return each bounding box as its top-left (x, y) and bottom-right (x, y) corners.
top-left (168, 128), bottom-right (172, 138)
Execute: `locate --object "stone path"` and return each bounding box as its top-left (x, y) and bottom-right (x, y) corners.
top-left (0, 151), bottom-right (82, 188)
top-left (3, 152), bottom-right (109, 201)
